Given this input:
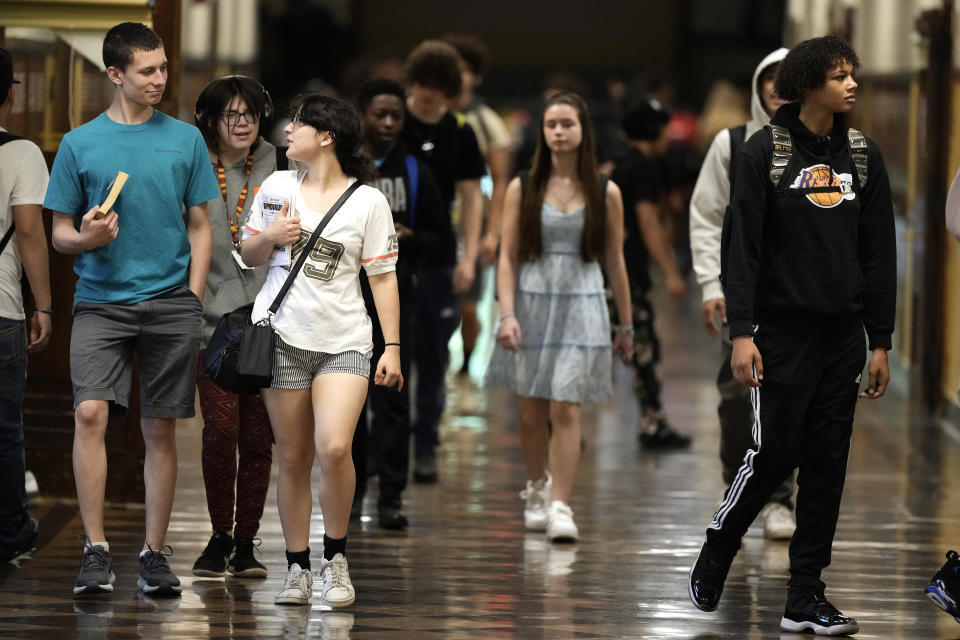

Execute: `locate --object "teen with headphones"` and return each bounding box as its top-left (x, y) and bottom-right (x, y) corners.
top-left (191, 75), bottom-right (284, 579)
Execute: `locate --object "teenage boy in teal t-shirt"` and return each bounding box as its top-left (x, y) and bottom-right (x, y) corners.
top-left (44, 22), bottom-right (216, 597)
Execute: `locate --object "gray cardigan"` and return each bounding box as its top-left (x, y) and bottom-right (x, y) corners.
top-left (200, 139), bottom-right (278, 346)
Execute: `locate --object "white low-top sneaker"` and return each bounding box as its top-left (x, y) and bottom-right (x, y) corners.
top-left (546, 500), bottom-right (579, 543)
top-left (520, 471), bottom-right (552, 531)
top-left (760, 503), bottom-right (796, 541)
top-left (319, 553), bottom-right (356, 607)
top-left (275, 563), bottom-right (313, 605)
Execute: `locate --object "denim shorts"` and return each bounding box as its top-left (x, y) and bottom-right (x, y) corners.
top-left (272, 335), bottom-right (371, 389)
top-left (70, 286), bottom-right (202, 419)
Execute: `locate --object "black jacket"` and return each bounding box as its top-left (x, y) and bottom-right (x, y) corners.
top-left (724, 102), bottom-right (896, 351)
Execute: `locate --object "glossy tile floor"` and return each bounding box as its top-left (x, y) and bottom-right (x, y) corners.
top-left (2, 290), bottom-right (959, 639)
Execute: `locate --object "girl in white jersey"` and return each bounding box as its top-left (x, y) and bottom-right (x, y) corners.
top-left (240, 93), bottom-right (402, 608)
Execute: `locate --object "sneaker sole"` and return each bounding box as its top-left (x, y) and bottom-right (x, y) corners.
top-left (137, 577), bottom-right (182, 596)
top-left (321, 593), bottom-right (355, 608)
top-left (275, 594), bottom-right (311, 605)
top-left (192, 568), bottom-right (226, 578)
top-left (228, 566), bottom-right (268, 578)
top-left (547, 533), bottom-right (577, 543)
top-left (687, 551), bottom-right (718, 613)
top-left (926, 585), bottom-right (960, 620)
top-left (74, 572), bottom-right (116, 595)
top-left (524, 515), bottom-right (548, 532)
top-left (779, 616), bottom-right (859, 635)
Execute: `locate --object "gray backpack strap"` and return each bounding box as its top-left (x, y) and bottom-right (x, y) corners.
top-left (847, 128), bottom-right (868, 189)
top-left (769, 124), bottom-right (792, 188)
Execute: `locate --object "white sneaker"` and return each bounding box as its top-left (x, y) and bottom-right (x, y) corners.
top-left (546, 500), bottom-right (579, 543)
top-left (760, 503), bottom-right (796, 541)
top-left (319, 553), bottom-right (355, 607)
top-left (520, 472), bottom-right (552, 531)
top-left (275, 563), bottom-right (313, 605)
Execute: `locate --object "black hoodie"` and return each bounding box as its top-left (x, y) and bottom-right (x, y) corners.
top-left (724, 102), bottom-right (896, 351)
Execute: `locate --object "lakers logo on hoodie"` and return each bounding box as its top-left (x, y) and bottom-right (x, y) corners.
top-left (789, 164), bottom-right (856, 209)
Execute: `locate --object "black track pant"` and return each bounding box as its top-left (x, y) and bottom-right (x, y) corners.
top-left (704, 318), bottom-right (865, 591)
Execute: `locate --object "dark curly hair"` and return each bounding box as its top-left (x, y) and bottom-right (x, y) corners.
top-left (404, 40), bottom-right (462, 98)
top-left (775, 35), bottom-right (860, 102)
top-left (289, 93), bottom-right (377, 183)
top-left (443, 33), bottom-right (489, 77)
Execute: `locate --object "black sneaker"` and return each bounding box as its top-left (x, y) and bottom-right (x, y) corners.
top-left (780, 591), bottom-right (859, 635)
top-left (228, 538), bottom-right (267, 578)
top-left (413, 452), bottom-right (438, 483)
top-left (640, 416), bottom-right (692, 449)
top-left (74, 543), bottom-right (116, 595)
top-left (0, 518), bottom-right (38, 564)
top-left (138, 545), bottom-right (181, 596)
top-left (192, 532), bottom-right (233, 577)
top-left (688, 542), bottom-right (735, 612)
top-left (378, 496), bottom-right (409, 530)
top-left (925, 549), bottom-right (960, 624)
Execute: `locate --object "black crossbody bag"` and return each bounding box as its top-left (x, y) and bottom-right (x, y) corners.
top-left (203, 180), bottom-right (362, 393)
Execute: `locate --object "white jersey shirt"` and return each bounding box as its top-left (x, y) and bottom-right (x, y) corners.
top-left (242, 170), bottom-right (398, 354)
top-left (0, 128), bottom-right (49, 320)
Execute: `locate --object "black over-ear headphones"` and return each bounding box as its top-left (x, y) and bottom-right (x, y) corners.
top-left (194, 74), bottom-right (274, 132)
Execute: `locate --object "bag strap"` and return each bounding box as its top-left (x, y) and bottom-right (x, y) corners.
top-left (404, 154), bottom-right (419, 227)
top-left (0, 133), bottom-right (22, 256)
top-left (847, 128), bottom-right (868, 190)
top-left (265, 180), bottom-right (362, 317)
top-left (768, 124), bottom-right (792, 189)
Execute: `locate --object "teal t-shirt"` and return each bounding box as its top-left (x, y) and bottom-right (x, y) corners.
top-left (44, 110), bottom-right (219, 304)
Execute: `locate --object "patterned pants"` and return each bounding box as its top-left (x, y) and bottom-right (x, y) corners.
top-left (610, 287), bottom-right (662, 414)
top-left (195, 351), bottom-right (273, 539)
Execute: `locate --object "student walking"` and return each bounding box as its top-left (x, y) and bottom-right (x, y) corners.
top-left (240, 94), bottom-right (402, 607)
top-left (401, 40), bottom-right (486, 482)
top-left (611, 97), bottom-right (691, 449)
top-left (0, 47), bottom-right (52, 565)
top-left (351, 78), bottom-right (447, 529)
top-left (45, 22), bottom-right (217, 596)
top-left (191, 75), bottom-right (281, 578)
top-left (689, 47), bottom-right (797, 539)
top-left (485, 92), bottom-right (633, 543)
top-left (687, 36), bottom-right (896, 636)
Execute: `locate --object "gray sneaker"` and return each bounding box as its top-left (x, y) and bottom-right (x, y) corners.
top-left (74, 544), bottom-right (116, 595)
top-left (319, 554), bottom-right (355, 607)
top-left (138, 545), bottom-right (181, 596)
top-left (275, 563), bottom-right (313, 605)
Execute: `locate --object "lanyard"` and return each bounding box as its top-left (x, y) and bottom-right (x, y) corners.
top-left (216, 152), bottom-right (255, 248)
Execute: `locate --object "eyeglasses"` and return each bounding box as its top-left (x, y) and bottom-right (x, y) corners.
top-left (290, 113), bottom-right (313, 129)
top-left (220, 110), bottom-right (260, 126)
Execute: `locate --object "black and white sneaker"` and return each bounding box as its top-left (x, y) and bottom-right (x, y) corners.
top-left (925, 549), bottom-right (960, 624)
top-left (0, 518), bottom-right (38, 565)
top-left (74, 543), bottom-right (116, 595)
top-left (138, 545), bottom-right (182, 596)
top-left (688, 541), bottom-right (735, 612)
top-left (192, 532), bottom-right (233, 577)
top-left (780, 591), bottom-right (859, 636)
top-left (228, 538), bottom-right (267, 578)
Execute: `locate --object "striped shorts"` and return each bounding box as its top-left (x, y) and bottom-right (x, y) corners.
top-left (272, 335), bottom-right (371, 389)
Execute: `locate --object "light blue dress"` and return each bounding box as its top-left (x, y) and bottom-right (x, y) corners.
top-left (484, 203), bottom-right (612, 403)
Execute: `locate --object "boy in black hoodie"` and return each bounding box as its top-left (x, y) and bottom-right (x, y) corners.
top-left (688, 36), bottom-right (895, 636)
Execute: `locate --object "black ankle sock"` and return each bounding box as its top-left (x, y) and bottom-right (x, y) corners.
top-left (285, 547), bottom-right (310, 571)
top-left (323, 534), bottom-right (346, 560)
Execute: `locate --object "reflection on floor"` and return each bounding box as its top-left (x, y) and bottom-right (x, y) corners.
top-left (2, 290), bottom-right (959, 639)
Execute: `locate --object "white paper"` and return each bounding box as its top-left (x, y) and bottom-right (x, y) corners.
top-left (231, 249), bottom-right (253, 270)
top-left (261, 194), bottom-right (291, 268)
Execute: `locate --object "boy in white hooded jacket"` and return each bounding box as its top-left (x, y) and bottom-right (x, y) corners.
top-left (688, 47), bottom-right (795, 541)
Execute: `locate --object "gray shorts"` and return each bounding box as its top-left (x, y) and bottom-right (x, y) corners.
top-left (272, 335), bottom-right (371, 389)
top-left (70, 286), bottom-right (202, 420)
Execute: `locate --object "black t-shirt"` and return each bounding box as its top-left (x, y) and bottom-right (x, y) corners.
top-left (612, 147), bottom-right (662, 291)
top-left (401, 109), bottom-right (486, 217)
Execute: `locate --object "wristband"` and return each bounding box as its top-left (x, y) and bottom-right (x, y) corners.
top-left (498, 312), bottom-right (516, 321)
top-left (384, 342), bottom-right (400, 348)
top-left (34, 309), bottom-right (53, 316)
top-left (614, 324), bottom-right (633, 333)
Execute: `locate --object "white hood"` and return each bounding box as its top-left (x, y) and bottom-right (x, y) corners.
top-left (747, 47), bottom-right (790, 138)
